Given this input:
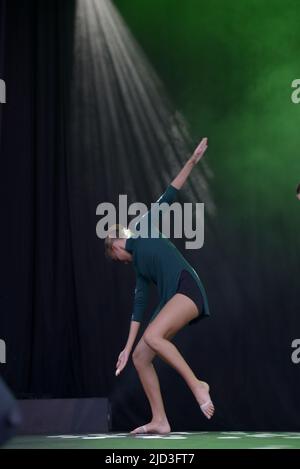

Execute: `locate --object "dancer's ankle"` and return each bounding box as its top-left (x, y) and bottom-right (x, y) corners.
top-left (152, 415), bottom-right (168, 425)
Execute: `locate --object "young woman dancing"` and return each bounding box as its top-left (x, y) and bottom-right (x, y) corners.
top-left (105, 138), bottom-right (214, 434)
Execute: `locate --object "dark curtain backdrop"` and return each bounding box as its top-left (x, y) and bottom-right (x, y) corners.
top-left (0, 0), bottom-right (85, 396)
top-left (1, 0), bottom-right (300, 432)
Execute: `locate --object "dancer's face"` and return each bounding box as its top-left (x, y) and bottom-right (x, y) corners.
top-left (297, 192), bottom-right (300, 201)
top-left (111, 242), bottom-right (132, 263)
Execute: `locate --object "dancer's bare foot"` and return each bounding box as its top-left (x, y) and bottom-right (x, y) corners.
top-left (130, 419), bottom-right (171, 435)
top-left (193, 380), bottom-right (215, 419)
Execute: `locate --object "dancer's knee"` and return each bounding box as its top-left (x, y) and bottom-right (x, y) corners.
top-left (132, 346), bottom-right (152, 369)
top-left (143, 332), bottom-right (162, 352)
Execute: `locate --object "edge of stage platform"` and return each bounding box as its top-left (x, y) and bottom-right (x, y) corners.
top-left (16, 398), bottom-right (111, 435)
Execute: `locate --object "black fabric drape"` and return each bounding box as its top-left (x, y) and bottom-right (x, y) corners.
top-left (0, 0), bottom-right (85, 397)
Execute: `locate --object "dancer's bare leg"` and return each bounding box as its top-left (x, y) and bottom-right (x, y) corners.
top-left (143, 294), bottom-right (215, 419)
top-left (131, 333), bottom-right (175, 434)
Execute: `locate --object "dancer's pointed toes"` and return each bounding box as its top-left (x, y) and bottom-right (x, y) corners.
top-left (200, 399), bottom-right (215, 419)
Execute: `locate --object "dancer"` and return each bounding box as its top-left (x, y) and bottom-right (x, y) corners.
top-left (105, 138), bottom-right (214, 434)
top-left (297, 184), bottom-right (300, 200)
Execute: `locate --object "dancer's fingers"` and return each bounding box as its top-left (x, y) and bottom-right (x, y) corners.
top-left (195, 144), bottom-right (207, 161)
top-left (115, 360), bottom-right (125, 376)
top-left (199, 142), bottom-right (207, 153)
top-left (119, 361), bottom-right (125, 372)
top-left (195, 137), bottom-right (207, 155)
top-left (116, 357), bottom-right (123, 370)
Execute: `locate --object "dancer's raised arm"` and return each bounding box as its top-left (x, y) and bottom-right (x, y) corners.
top-left (171, 137), bottom-right (208, 190)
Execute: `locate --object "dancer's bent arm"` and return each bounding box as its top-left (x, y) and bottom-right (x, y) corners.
top-left (115, 274), bottom-right (149, 376)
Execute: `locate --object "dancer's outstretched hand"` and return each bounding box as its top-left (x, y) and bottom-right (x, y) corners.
top-left (115, 348), bottom-right (129, 376)
top-left (190, 137), bottom-right (208, 164)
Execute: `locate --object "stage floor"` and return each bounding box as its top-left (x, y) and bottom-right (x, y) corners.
top-left (4, 432), bottom-right (300, 449)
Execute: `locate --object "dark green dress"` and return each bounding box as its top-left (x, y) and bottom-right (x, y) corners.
top-left (125, 184), bottom-right (210, 323)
